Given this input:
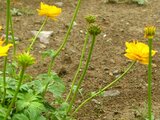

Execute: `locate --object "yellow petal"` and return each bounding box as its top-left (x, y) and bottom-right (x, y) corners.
top-left (124, 41), bottom-right (156, 65)
top-left (0, 44), bottom-right (13, 57)
top-left (37, 2), bottom-right (62, 20)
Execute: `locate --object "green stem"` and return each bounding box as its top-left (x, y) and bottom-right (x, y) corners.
top-left (42, 81), bottom-right (50, 97)
top-left (2, 58), bottom-right (7, 105)
top-left (72, 61), bottom-right (136, 115)
top-left (27, 18), bottom-right (48, 53)
top-left (65, 32), bottom-right (89, 102)
top-left (47, 56), bottom-right (55, 75)
top-left (2, 0), bottom-right (10, 105)
top-left (9, 14), bottom-right (16, 57)
top-left (148, 38), bottom-right (152, 120)
top-left (4, 66), bottom-right (26, 120)
top-left (47, 0), bottom-right (81, 75)
top-left (67, 35), bottom-right (96, 114)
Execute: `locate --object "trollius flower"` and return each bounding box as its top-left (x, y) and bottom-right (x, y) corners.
top-left (0, 37), bottom-right (13, 57)
top-left (37, 2), bottom-right (62, 20)
top-left (124, 41), bottom-right (156, 64)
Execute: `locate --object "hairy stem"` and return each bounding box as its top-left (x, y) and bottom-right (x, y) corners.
top-left (67, 35), bottom-right (96, 114)
top-left (148, 38), bottom-right (152, 120)
top-left (65, 32), bottom-right (89, 102)
top-left (2, 0), bottom-right (10, 105)
top-left (47, 0), bottom-right (81, 75)
top-left (27, 18), bottom-right (48, 53)
top-left (9, 14), bottom-right (16, 56)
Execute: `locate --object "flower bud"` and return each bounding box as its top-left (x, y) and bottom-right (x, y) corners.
top-left (144, 26), bottom-right (156, 39)
top-left (88, 24), bottom-right (101, 36)
top-left (17, 52), bottom-right (35, 68)
top-left (85, 15), bottom-right (96, 24)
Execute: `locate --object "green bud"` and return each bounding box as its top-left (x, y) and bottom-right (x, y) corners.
top-left (88, 24), bottom-right (101, 36)
top-left (17, 52), bottom-right (35, 68)
top-left (85, 15), bottom-right (96, 24)
top-left (144, 26), bottom-right (156, 39)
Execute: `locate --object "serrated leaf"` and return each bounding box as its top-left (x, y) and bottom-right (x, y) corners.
top-left (48, 73), bottom-right (65, 98)
top-left (24, 108), bottom-right (46, 120)
top-left (0, 105), bottom-right (7, 119)
top-left (28, 80), bottom-right (47, 94)
top-left (12, 114), bottom-right (29, 120)
top-left (35, 72), bottom-right (65, 98)
top-left (16, 93), bottom-right (44, 112)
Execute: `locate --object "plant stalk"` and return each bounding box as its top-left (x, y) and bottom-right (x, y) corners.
top-left (27, 18), bottom-right (48, 53)
top-left (72, 61), bottom-right (136, 115)
top-left (2, 0), bottom-right (11, 105)
top-left (4, 66), bottom-right (26, 120)
top-left (9, 14), bottom-right (16, 56)
top-left (47, 0), bottom-right (81, 75)
top-left (67, 35), bottom-right (96, 114)
top-left (148, 38), bottom-right (152, 120)
top-left (65, 32), bottom-right (89, 102)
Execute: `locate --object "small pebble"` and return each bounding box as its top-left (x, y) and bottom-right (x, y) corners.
top-left (103, 90), bottom-right (120, 97)
top-left (54, 2), bottom-right (63, 7)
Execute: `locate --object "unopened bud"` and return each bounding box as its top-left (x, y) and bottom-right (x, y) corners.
top-left (144, 26), bottom-right (156, 39)
top-left (17, 52), bottom-right (35, 68)
top-left (88, 24), bottom-right (101, 36)
top-left (85, 15), bottom-right (96, 24)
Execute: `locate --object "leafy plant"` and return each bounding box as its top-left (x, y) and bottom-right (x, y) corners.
top-left (1, 0), bottom-right (156, 120)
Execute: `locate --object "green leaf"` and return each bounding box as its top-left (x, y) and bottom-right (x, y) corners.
top-left (47, 73), bottom-right (65, 98)
top-left (12, 114), bottom-right (29, 120)
top-left (0, 105), bottom-right (7, 119)
top-left (6, 62), bottom-right (18, 79)
top-left (51, 102), bottom-right (71, 120)
top-left (42, 49), bottom-right (56, 58)
top-left (16, 92), bottom-right (45, 112)
top-left (11, 8), bottom-right (23, 16)
top-left (28, 80), bottom-right (47, 94)
top-left (24, 108), bottom-right (46, 120)
top-left (33, 72), bottom-right (65, 98)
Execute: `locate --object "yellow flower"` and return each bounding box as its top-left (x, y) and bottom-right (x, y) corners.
top-left (124, 41), bottom-right (157, 64)
top-left (144, 26), bottom-right (156, 39)
top-left (0, 37), bottom-right (13, 57)
top-left (37, 2), bottom-right (62, 20)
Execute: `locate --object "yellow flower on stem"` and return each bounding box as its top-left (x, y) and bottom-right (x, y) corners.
top-left (124, 41), bottom-right (156, 64)
top-left (144, 26), bottom-right (156, 39)
top-left (0, 37), bottom-right (13, 57)
top-left (37, 2), bottom-right (62, 20)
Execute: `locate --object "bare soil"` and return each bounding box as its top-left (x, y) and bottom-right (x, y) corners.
top-left (1, 0), bottom-right (160, 119)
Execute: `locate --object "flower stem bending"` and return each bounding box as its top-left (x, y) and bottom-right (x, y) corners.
top-left (27, 17), bottom-right (48, 53)
top-left (148, 38), bottom-right (153, 120)
top-left (47, 0), bottom-right (81, 75)
top-left (67, 35), bottom-right (96, 114)
top-left (2, 0), bottom-right (11, 105)
top-left (65, 32), bottom-right (90, 102)
top-left (4, 66), bottom-right (26, 120)
top-left (72, 61), bottom-right (136, 115)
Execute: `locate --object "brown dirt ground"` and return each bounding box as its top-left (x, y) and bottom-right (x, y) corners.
top-left (1, 0), bottom-right (160, 119)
